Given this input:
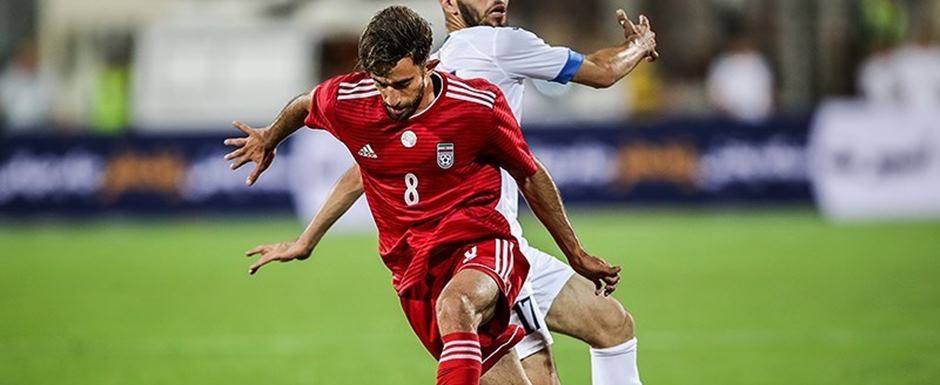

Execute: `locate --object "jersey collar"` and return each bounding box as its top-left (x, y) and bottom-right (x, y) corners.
top-left (409, 71), bottom-right (446, 120)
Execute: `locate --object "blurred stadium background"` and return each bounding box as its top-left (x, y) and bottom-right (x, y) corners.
top-left (1, 0), bottom-right (939, 384)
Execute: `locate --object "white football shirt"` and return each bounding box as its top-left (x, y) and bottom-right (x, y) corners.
top-left (434, 26), bottom-right (584, 123)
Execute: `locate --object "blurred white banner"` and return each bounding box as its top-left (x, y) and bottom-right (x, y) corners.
top-left (133, 21), bottom-right (314, 130)
top-left (810, 101), bottom-right (940, 221)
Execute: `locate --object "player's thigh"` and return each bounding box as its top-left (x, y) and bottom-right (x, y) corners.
top-left (545, 274), bottom-right (634, 348)
top-left (520, 346), bottom-right (562, 385)
top-left (482, 349), bottom-right (533, 385)
top-left (437, 269), bottom-right (501, 330)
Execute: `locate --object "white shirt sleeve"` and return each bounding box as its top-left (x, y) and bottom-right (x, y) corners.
top-left (492, 27), bottom-right (584, 84)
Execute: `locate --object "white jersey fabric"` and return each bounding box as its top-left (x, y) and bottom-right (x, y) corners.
top-left (435, 26), bottom-right (583, 123)
top-left (433, 26), bottom-right (584, 358)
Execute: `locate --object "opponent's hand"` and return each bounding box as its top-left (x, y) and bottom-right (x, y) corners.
top-left (245, 241), bottom-right (311, 275)
top-left (569, 252), bottom-right (622, 296)
top-left (224, 121), bottom-right (276, 186)
top-left (616, 9), bottom-right (659, 62)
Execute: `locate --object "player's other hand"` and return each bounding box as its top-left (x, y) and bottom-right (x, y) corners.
top-left (244, 241), bottom-right (312, 275)
top-left (616, 9), bottom-right (659, 62)
top-left (570, 253), bottom-right (622, 296)
top-left (224, 121), bottom-right (276, 186)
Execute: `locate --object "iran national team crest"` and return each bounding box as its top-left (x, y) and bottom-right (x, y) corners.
top-left (437, 143), bottom-right (455, 169)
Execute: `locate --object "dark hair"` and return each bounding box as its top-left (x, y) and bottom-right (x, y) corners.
top-left (358, 6), bottom-right (433, 76)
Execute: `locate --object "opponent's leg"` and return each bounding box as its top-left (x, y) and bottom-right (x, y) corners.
top-left (482, 349), bottom-right (533, 385)
top-left (512, 282), bottom-right (562, 385)
top-left (520, 345), bottom-right (562, 385)
top-left (546, 274), bottom-right (640, 385)
top-left (435, 269), bottom-right (501, 385)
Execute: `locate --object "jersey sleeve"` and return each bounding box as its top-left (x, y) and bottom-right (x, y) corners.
top-left (303, 79), bottom-right (338, 135)
top-left (485, 88), bottom-right (538, 178)
top-left (493, 28), bottom-right (584, 84)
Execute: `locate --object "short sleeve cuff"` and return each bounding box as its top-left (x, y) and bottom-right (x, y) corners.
top-left (551, 50), bottom-right (585, 84)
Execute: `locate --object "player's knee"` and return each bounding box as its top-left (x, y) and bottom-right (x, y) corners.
top-left (591, 302), bottom-right (635, 348)
top-left (436, 293), bottom-right (482, 332)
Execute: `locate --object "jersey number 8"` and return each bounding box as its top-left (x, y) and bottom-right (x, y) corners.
top-left (404, 173), bottom-right (419, 206)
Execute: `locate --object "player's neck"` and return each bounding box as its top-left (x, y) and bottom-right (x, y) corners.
top-left (444, 15), bottom-right (467, 33)
top-left (414, 72), bottom-right (443, 116)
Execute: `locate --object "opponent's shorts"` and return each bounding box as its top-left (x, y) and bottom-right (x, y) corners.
top-left (399, 238), bottom-right (530, 373)
top-left (511, 243), bottom-right (576, 359)
top-left (525, 244), bottom-right (576, 323)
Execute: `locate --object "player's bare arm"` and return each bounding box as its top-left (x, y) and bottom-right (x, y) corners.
top-left (572, 10), bottom-right (658, 89)
top-left (223, 92), bottom-right (311, 186)
top-left (244, 165), bottom-right (364, 275)
top-left (512, 159), bottom-right (622, 296)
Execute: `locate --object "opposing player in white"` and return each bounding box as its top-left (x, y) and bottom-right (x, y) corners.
top-left (235, 1), bottom-right (658, 384)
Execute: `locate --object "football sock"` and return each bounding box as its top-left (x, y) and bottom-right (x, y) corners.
top-left (590, 337), bottom-right (642, 385)
top-left (437, 332), bottom-right (482, 385)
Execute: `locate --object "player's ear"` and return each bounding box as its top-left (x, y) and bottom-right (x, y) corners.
top-left (440, 0), bottom-right (459, 16)
top-left (426, 58), bottom-right (441, 72)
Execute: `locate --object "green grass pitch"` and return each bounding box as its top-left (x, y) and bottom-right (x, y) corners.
top-left (1, 209), bottom-right (939, 385)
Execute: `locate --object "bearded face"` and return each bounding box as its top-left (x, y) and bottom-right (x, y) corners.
top-left (371, 57), bottom-right (430, 121)
top-left (457, 0), bottom-right (509, 27)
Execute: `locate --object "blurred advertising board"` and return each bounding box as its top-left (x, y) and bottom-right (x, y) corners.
top-left (810, 102), bottom-right (940, 221)
top-left (0, 117), bottom-right (812, 217)
top-left (527, 117), bottom-right (811, 205)
top-left (0, 134), bottom-right (293, 216)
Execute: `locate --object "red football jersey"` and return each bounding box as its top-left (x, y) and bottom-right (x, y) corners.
top-left (304, 71), bottom-right (538, 296)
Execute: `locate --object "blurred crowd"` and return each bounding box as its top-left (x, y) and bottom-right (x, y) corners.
top-left (1, 0), bottom-right (939, 135)
top-left (0, 41), bottom-right (55, 132)
top-left (859, 27), bottom-right (940, 110)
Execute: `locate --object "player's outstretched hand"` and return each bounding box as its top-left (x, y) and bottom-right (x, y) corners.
top-left (245, 241), bottom-right (311, 275)
top-left (616, 9), bottom-right (659, 62)
top-left (570, 253), bottom-right (622, 296)
top-left (224, 121), bottom-right (276, 186)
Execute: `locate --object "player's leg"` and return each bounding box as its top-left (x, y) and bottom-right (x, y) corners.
top-left (525, 245), bottom-right (641, 385)
top-left (434, 238), bottom-right (532, 385)
top-left (511, 284), bottom-right (562, 385)
top-left (547, 274), bottom-right (635, 347)
top-left (435, 269), bottom-right (498, 385)
top-left (547, 275), bottom-right (640, 385)
top-left (481, 349), bottom-right (534, 385)
top-left (520, 346), bottom-right (562, 385)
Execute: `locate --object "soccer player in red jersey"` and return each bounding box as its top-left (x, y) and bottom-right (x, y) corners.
top-left (233, 2), bottom-right (656, 384)
top-left (224, 6), bottom-right (620, 385)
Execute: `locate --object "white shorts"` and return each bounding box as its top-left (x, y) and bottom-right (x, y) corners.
top-left (511, 242), bottom-right (576, 359)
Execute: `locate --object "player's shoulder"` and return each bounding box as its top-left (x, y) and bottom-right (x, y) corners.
top-left (493, 26), bottom-right (545, 49)
top-left (441, 72), bottom-right (501, 110)
top-left (447, 26), bottom-right (541, 55)
top-left (451, 25), bottom-right (537, 42)
top-left (499, 26), bottom-right (540, 39)
top-left (486, 27), bottom-right (551, 60)
top-left (316, 72), bottom-right (378, 101)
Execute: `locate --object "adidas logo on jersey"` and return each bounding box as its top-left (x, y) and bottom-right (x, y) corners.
top-left (358, 144), bottom-right (378, 159)
top-left (463, 246), bottom-right (478, 263)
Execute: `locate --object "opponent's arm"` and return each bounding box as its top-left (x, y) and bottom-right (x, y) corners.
top-left (572, 10), bottom-right (658, 89)
top-left (244, 165), bottom-right (365, 275)
top-left (512, 160), bottom-right (621, 296)
top-left (224, 92), bottom-right (312, 186)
